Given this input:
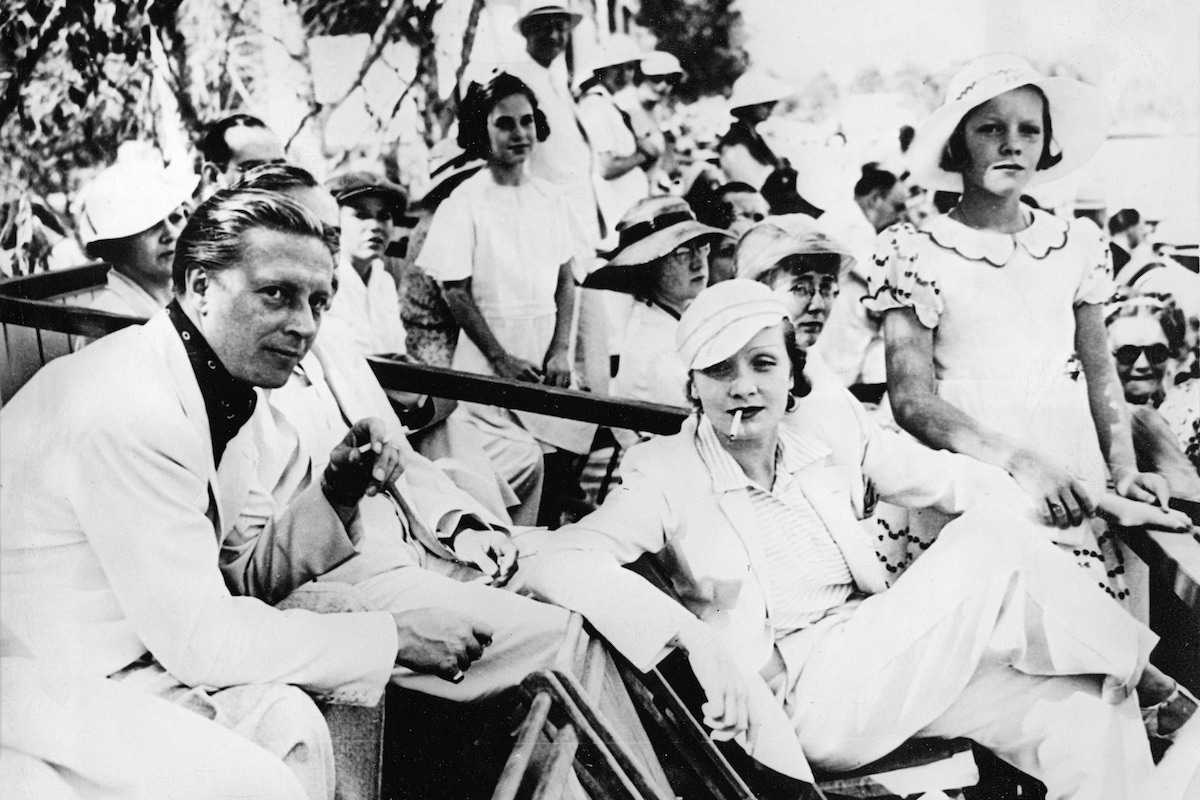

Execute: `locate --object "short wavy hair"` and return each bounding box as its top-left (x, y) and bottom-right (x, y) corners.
top-left (172, 187), bottom-right (336, 294)
top-left (457, 72), bottom-right (550, 161)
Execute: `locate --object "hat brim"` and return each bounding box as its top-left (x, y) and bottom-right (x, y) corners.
top-left (737, 240), bottom-right (855, 282)
top-left (584, 223), bottom-right (733, 293)
top-left (690, 313), bottom-right (787, 370)
top-left (336, 187), bottom-right (420, 226)
top-left (82, 171), bottom-right (199, 246)
top-left (907, 77), bottom-right (1110, 192)
top-left (513, 9), bottom-right (582, 33)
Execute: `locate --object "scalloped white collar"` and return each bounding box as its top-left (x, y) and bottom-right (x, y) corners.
top-left (920, 208), bottom-right (1070, 267)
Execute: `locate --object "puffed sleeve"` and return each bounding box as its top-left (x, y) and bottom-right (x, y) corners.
top-left (415, 189), bottom-right (475, 283)
top-left (863, 222), bottom-right (943, 329)
top-left (1071, 217), bottom-right (1115, 306)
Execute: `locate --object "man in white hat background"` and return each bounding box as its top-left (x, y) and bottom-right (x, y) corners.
top-left (577, 34), bottom-right (658, 250)
top-left (78, 158), bottom-right (199, 321)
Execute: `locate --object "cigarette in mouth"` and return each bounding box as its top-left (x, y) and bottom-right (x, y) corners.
top-left (729, 410), bottom-right (743, 440)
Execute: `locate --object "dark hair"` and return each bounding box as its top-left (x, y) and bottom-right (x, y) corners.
top-left (1108, 208), bottom-right (1141, 236)
top-left (712, 182), bottom-right (762, 228)
top-left (939, 85), bottom-right (1062, 175)
top-left (201, 114), bottom-right (269, 171)
top-left (457, 73), bottom-right (550, 161)
top-left (684, 318), bottom-right (812, 412)
top-left (172, 187), bottom-right (336, 294)
top-left (898, 125), bottom-right (916, 153)
top-left (853, 164), bottom-right (898, 199)
top-left (685, 175), bottom-right (724, 228)
top-left (233, 162), bottom-right (318, 192)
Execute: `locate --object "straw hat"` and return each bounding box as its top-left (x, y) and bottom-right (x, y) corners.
top-left (582, 34), bottom-right (643, 75)
top-left (78, 161), bottom-right (198, 246)
top-left (513, 0), bottom-right (582, 33)
top-left (735, 215), bottom-right (855, 282)
top-left (676, 279), bottom-right (789, 371)
top-left (906, 53), bottom-right (1110, 192)
top-left (583, 196), bottom-right (731, 293)
top-left (728, 70), bottom-right (793, 111)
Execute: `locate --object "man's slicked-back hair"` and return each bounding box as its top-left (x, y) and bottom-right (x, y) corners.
top-left (201, 114), bottom-right (269, 172)
top-left (233, 162), bottom-right (319, 193)
top-left (172, 187), bottom-right (336, 294)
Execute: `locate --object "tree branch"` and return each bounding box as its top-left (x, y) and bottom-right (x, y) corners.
top-left (328, 0), bottom-right (413, 110)
top-left (453, 0), bottom-right (487, 100)
top-left (0, 2), bottom-right (72, 126)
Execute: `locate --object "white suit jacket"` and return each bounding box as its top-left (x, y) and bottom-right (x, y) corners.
top-left (0, 312), bottom-right (397, 704)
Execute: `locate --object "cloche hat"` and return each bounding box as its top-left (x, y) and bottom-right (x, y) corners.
top-left (79, 160), bottom-right (199, 246)
top-left (641, 51), bottom-right (682, 79)
top-left (736, 215), bottom-right (855, 282)
top-left (583, 196), bottom-right (731, 293)
top-left (676, 279), bottom-right (789, 371)
top-left (728, 70), bottom-right (793, 112)
top-left (906, 53), bottom-right (1110, 192)
top-left (582, 34), bottom-right (643, 75)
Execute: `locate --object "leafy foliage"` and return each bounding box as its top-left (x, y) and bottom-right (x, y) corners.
top-left (635, 0), bottom-right (747, 101)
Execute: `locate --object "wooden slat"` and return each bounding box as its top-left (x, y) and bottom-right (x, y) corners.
top-left (493, 692), bottom-right (557, 800)
top-left (367, 357), bottom-right (689, 436)
top-left (0, 263), bottom-right (111, 300)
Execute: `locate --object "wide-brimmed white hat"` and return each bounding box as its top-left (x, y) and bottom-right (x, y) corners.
top-left (736, 215), bottom-right (855, 282)
top-left (906, 53), bottom-right (1110, 192)
top-left (584, 196), bottom-right (732, 293)
top-left (728, 70), bottom-right (793, 111)
top-left (582, 34), bottom-right (643, 75)
top-left (513, 0), bottom-right (582, 33)
top-left (676, 279), bottom-right (789, 371)
top-left (78, 160), bottom-right (199, 246)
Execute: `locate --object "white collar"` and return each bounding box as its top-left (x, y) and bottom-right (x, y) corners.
top-left (919, 208), bottom-right (1069, 267)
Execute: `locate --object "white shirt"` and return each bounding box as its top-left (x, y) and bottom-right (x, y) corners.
top-left (88, 270), bottom-right (168, 319)
top-left (610, 300), bottom-right (687, 407)
top-left (506, 54), bottom-right (600, 246)
top-left (578, 84), bottom-right (649, 247)
top-left (325, 257), bottom-right (408, 357)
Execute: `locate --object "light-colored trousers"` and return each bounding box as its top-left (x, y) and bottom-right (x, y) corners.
top-left (777, 507), bottom-right (1158, 800)
top-left (350, 564), bottom-right (572, 701)
top-left (109, 658), bottom-right (334, 800)
top-left (1, 655), bottom-right (306, 800)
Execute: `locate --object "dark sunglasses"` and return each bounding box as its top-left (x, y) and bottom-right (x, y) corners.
top-left (1113, 343), bottom-right (1170, 366)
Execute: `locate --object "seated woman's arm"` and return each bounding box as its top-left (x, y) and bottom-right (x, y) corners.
top-left (441, 278), bottom-right (542, 382)
top-left (1074, 303), bottom-right (1170, 506)
top-left (885, 307), bottom-right (1094, 527)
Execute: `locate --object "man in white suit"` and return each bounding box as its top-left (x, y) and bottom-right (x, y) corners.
top-left (1, 188), bottom-right (494, 798)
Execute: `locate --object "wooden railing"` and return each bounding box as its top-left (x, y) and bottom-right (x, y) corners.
top-left (0, 264), bottom-right (690, 435)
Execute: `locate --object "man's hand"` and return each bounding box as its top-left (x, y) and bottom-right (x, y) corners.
top-left (322, 418), bottom-right (410, 508)
top-left (542, 348), bottom-right (571, 388)
top-left (674, 621), bottom-right (758, 753)
top-left (392, 608), bottom-right (494, 683)
top-left (454, 529), bottom-right (519, 587)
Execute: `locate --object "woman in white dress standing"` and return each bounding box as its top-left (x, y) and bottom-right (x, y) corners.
top-left (868, 54), bottom-right (1195, 733)
top-left (418, 72), bottom-right (595, 525)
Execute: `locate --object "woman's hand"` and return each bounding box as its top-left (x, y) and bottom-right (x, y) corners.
top-left (674, 622), bottom-right (758, 752)
top-left (1007, 447), bottom-right (1095, 529)
top-left (1111, 467), bottom-right (1171, 508)
top-left (492, 353), bottom-right (543, 383)
top-left (542, 348), bottom-right (571, 388)
top-left (1094, 494), bottom-right (1192, 533)
top-left (453, 529), bottom-right (519, 587)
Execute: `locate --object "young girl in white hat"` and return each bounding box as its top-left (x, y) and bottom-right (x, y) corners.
top-left (867, 53), bottom-right (1195, 740)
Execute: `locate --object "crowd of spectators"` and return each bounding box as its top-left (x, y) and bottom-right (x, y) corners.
top-left (3, 2), bottom-right (1200, 798)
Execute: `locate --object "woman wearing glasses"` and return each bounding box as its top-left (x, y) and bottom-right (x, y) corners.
top-left (1106, 294), bottom-right (1200, 478)
top-left (583, 196), bottom-right (732, 407)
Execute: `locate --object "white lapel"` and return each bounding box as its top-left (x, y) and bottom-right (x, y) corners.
top-left (794, 462), bottom-right (889, 595)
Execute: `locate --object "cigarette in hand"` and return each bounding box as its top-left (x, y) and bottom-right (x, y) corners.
top-left (729, 410), bottom-right (743, 440)
top-left (356, 429), bottom-right (410, 454)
